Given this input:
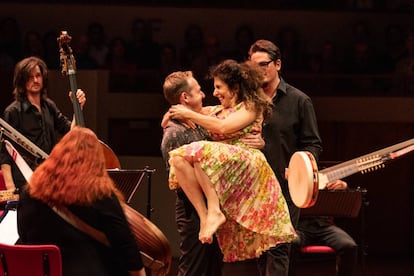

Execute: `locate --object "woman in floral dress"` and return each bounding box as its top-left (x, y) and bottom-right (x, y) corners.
top-left (167, 59), bottom-right (296, 262)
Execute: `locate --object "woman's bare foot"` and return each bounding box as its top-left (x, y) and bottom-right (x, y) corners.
top-left (199, 209), bottom-right (226, 244)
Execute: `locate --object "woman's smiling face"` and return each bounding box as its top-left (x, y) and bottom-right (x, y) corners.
top-left (213, 77), bottom-right (237, 108)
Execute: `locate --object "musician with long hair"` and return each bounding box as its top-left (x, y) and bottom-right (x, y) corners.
top-left (17, 126), bottom-right (146, 276)
top-left (0, 56), bottom-right (86, 191)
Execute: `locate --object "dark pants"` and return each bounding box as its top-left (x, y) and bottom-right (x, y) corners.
top-left (257, 200), bottom-right (300, 276)
top-left (293, 217), bottom-right (358, 276)
top-left (175, 189), bottom-right (223, 276)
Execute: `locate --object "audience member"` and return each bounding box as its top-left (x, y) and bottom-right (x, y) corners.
top-left (226, 25), bottom-right (255, 62)
top-left (275, 26), bottom-right (303, 74)
top-left (22, 30), bottom-right (44, 59)
top-left (0, 17), bottom-right (22, 65)
top-left (179, 24), bottom-right (206, 78)
top-left (72, 34), bottom-right (98, 69)
top-left (159, 42), bottom-right (180, 79)
top-left (395, 29), bottom-right (414, 75)
top-left (395, 29), bottom-right (414, 94)
top-left (126, 18), bottom-right (161, 70)
top-left (381, 24), bottom-right (406, 72)
top-left (42, 30), bottom-right (60, 70)
top-left (104, 36), bottom-right (138, 91)
top-left (87, 22), bottom-right (109, 68)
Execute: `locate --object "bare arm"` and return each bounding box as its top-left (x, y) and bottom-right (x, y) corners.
top-left (161, 110), bottom-right (196, 129)
top-left (1, 163), bottom-right (15, 190)
top-left (129, 268), bottom-right (146, 276)
top-left (169, 104), bottom-right (256, 134)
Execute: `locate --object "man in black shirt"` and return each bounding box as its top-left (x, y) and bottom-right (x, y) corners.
top-left (0, 56), bottom-right (86, 191)
top-left (249, 39), bottom-right (323, 276)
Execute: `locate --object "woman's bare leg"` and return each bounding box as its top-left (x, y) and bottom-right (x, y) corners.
top-left (170, 156), bottom-right (208, 230)
top-left (194, 162), bottom-right (226, 244)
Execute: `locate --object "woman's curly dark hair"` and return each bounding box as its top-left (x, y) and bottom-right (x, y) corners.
top-left (210, 59), bottom-right (273, 121)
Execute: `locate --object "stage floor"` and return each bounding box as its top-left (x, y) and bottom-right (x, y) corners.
top-left (167, 254), bottom-right (414, 276)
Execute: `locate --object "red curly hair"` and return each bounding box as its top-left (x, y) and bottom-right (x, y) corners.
top-left (27, 126), bottom-right (123, 205)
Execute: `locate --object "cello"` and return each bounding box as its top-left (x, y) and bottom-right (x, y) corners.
top-left (57, 31), bottom-right (171, 275)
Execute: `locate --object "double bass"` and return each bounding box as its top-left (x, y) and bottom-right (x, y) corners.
top-left (57, 31), bottom-right (171, 275)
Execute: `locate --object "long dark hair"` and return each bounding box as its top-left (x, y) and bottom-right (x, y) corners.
top-left (210, 59), bottom-right (273, 121)
top-left (13, 56), bottom-right (49, 101)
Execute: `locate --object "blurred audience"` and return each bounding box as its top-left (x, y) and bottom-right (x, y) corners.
top-left (104, 36), bottom-right (138, 91)
top-left (126, 18), bottom-right (161, 70)
top-left (226, 24), bottom-right (255, 62)
top-left (22, 30), bottom-right (44, 59)
top-left (87, 22), bottom-right (109, 68)
top-left (0, 17), bottom-right (21, 68)
top-left (0, 11), bottom-right (412, 95)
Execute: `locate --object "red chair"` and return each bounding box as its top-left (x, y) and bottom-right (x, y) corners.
top-left (301, 245), bottom-right (335, 254)
top-left (0, 170), bottom-right (5, 218)
top-left (0, 243), bottom-right (62, 276)
top-left (0, 170), bottom-right (6, 190)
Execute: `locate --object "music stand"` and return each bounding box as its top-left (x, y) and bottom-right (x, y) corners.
top-left (300, 189), bottom-right (362, 218)
top-left (107, 167), bottom-right (155, 219)
top-left (300, 188), bottom-right (368, 273)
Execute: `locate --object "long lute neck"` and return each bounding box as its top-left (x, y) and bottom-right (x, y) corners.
top-left (318, 138), bottom-right (414, 188)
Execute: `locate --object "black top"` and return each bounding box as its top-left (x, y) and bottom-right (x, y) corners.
top-left (0, 97), bottom-right (71, 189)
top-left (160, 119), bottom-right (210, 173)
top-left (17, 189), bottom-right (143, 276)
top-left (262, 78), bottom-right (323, 202)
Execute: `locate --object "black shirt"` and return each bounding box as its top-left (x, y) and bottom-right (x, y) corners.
top-left (0, 97), bottom-right (71, 188)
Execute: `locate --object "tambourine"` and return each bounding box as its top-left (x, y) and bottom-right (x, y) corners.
top-left (287, 151), bottom-right (319, 208)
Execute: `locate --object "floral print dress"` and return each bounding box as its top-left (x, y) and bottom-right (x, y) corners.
top-left (168, 102), bottom-right (296, 262)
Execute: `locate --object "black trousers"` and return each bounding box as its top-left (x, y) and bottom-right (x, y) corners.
top-left (175, 189), bottom-right (223, 276)
top-left (293, 217), bottom-right (358, 276)
top-left (257, 199), bottom-right (300, 276)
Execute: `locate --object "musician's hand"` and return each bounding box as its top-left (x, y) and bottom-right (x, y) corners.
top-left (69, 89), bottom-right (86, 109)
top-left (326, 179), bottom-right (348, 190)
top-left (242, 133), bottom-right (265, 150)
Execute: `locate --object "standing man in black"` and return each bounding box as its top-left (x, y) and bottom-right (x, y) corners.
top-left (249, 39), bottom-right (323, 276)
top-left (0, 56), bottom-right (86, 192)
top-left (160, 71), bottom-right (223, 275)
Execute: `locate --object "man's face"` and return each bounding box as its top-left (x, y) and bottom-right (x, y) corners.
top-left (25, 65), bottom-right (43, 95)
top-left (184, 77), bottom-right (205, 112)
top-left (250, 51), bottom-right (280, 85)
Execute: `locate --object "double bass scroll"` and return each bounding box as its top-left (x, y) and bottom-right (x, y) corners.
top-left (57, 31), bottom-right (120, 169)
